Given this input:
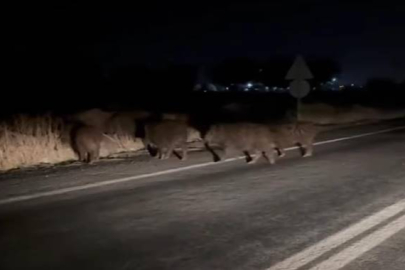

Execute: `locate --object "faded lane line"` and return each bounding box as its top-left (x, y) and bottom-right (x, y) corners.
top-left (0, 157), bottom-right (243, 205)
top-left (270, 125), bottom-right (405, 152)
top-left (0, 126), bottom-right (404, 205)
top-left (309, 213), bottom-right (405, 270)
top-left (313, 126), bottom-right (405, 146)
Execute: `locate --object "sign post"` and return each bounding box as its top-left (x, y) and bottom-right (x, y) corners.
top-left (285, 55), bottom-right (313, 121)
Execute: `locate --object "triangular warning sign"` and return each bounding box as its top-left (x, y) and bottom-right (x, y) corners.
top-left (285, 55), bottom-right (314, 80)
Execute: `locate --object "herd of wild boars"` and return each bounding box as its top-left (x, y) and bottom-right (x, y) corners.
top-left (70, 109), bottom-right (323, 164)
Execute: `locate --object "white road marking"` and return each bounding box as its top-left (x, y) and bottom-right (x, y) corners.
top-left (0, 126), bottom-right (404, 206)
top-left (274, 125), bottom-right (405, 152)
top-left (309, 213), bottom-right (405, 270)
top-left (313, 126), bottom-right (405, 146)
top-left (266, 198), bottom-right (405, 270)
top-left (0, 157), bottom-right (243, 205)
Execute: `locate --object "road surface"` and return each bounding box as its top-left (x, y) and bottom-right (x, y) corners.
top-left (0, 120), bottom-right (404, 270)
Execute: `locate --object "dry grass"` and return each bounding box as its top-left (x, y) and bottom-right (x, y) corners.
top-left (100, 133), bottom-right (144, 157)
top-left (0, 113), bottom-right (146, 171)
top-left (0, 115), bottom-right (75, 171)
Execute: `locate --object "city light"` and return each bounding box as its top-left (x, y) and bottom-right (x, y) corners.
top-left (332, 78), bottom-right (337, 82)
top-left (247, 82), bottom-right (253, 88)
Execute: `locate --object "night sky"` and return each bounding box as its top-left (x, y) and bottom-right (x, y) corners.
top-left (9, 1), bottom-right (405, 84)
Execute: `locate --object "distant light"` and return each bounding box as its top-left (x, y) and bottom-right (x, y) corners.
top-left (259, 69), bottom-right (263, 72)
top-left (313, 87), bottom-right (317, 90)
top-left (351, 84), bottom-right (355, 87)
top-left (247, 82), bottom-right (253, 88)
top-left (225, 87), bottom-right (229, 90)
top-left (273, 87), bottom-right (277, 90)
top-left (287, 87), bottom-right (290, 90)
top-left (332, 78), bottom-right (337, 82)
top-left (265, 86), bottom-right (269, 90)
top-left (244, 88), bottom-right (249, 91)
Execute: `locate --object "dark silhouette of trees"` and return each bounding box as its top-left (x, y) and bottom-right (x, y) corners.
top-left (308, 58), bottom-right (342, 86)
top-left (109, 65), bottom-right (153, 92)
top-left (259, 56), bottom-right (293, 87)
top-left (366, 78), bottom-right (398, 93)
top-left (155, 64), bottom-right (198, 94)
top-left (108, 63), bottom-right (199, 110)
top-left (212, 58), bottom-right (259, 85)
top-left (399, 80), bottom-right (405, 91)
top-left (365, 77), bottom-right (405, 107)
top-left (211, 56), bottom-right (342, 89)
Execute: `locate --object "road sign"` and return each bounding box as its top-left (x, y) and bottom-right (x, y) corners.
top-left (285, 55), bottom-right (314, 121)
top-left (285, 55), bottom-right (313, 80)
top-left (289, 80), bottom-right (310, 99)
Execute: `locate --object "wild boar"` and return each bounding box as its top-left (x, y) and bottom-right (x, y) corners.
top-left (144, 120), bottom-right (188, 160)
top-left (271, 121), bottom-right (320, 158)
top-left (71, 125), bottom-right (103, 163)
top-left (204, 122), bottom-right (277, 164)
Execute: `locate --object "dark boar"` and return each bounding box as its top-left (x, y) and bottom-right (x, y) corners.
top-left (204, 123), bottom-right (277, 164)
top-left (144, 120), bottom-right (188, 160)
top-left (271, 122), bottom-right (320, 158)
top-left (72, 125), bottom-right (103, 163)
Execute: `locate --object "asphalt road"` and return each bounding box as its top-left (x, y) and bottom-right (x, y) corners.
top-left (0, 120), bottom-right (404, 270)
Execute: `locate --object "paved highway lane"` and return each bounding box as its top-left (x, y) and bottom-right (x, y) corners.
top-left (0, 120), bottom-right (404, 270)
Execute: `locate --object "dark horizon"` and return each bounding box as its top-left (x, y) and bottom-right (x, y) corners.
top-left (6, 1), bottom-right (405, 89)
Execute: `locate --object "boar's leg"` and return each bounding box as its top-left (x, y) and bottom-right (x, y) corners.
top-left (247, 150), bottom-right (262, 164)
top-left (181, 143), bottom-right (188, 161)
top-left (301, 137), bottom-right (315, 157)
top-left (161, 147), bottom-right (172, 159)
top-left (275, 147), bottom-right (286, 158)
top-left (243, 150), bottom-right (253, 163)
top-left (263, 148), bottom-right (276, 165)
top-left (88, 149), bottom-right (99, 164)
top-left (77, 150), bottom-right (87, 163)
top-left (204, 142), bottom-right (221, 162)
top-left (146, 144), bottom-right (159, 158)
top-left (157, 148), bottom-right (164, 159)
